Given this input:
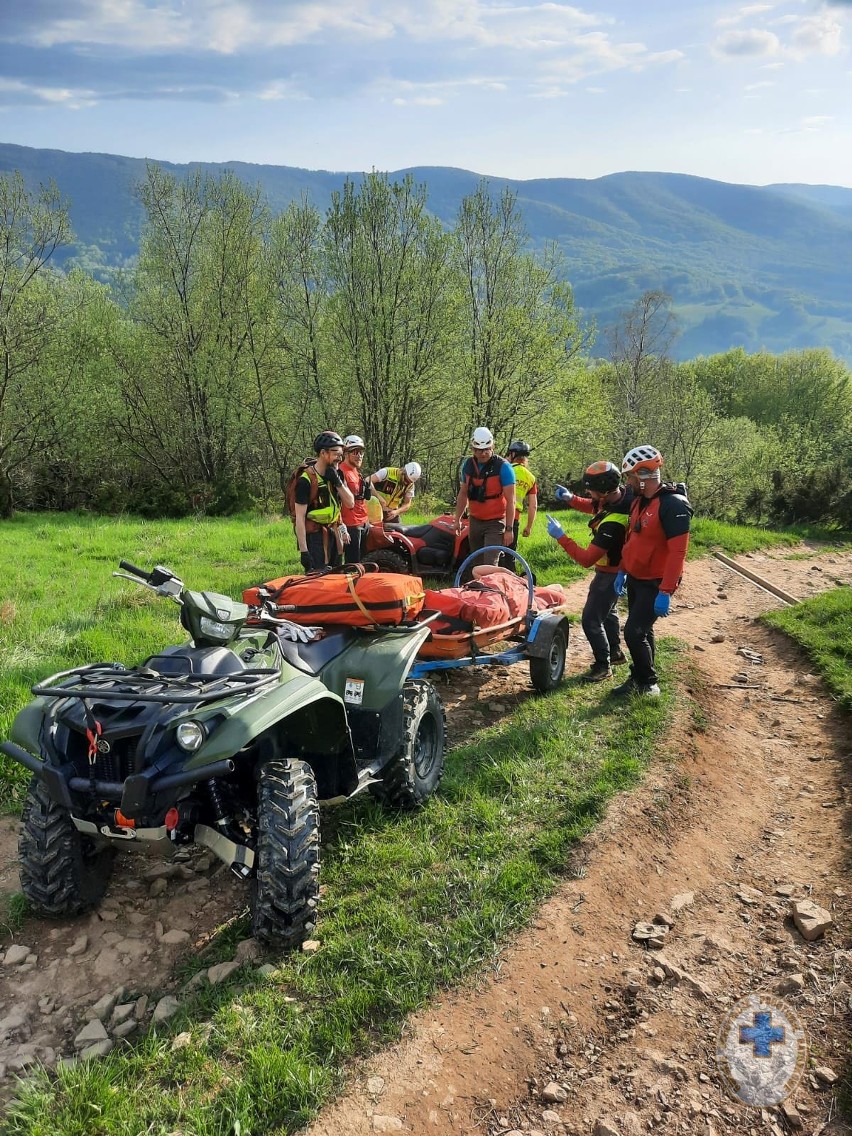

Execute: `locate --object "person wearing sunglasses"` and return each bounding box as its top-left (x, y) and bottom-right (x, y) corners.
top-left (340, 435), bottom-right (374, 564)
top-left (610, 445), bottom-right (693, 697)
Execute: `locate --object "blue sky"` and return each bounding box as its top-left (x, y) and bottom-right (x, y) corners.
top-left (1, 0), bottom-right (851, 186)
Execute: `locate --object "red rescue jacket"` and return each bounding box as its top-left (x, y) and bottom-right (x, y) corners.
top-left (621, 485), bottom-right (693, 593)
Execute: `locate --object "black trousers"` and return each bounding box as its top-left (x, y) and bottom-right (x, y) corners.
top-left (582, 570), bottom-right (622, 665)
top-left (499, 518), bottom-right (521, 571)
top-left (344, 523), bottom-right (370, 564)
top-left (306, 529), bottom-right (340, 572)
top-left (624, 576), bottom-right (663, 685)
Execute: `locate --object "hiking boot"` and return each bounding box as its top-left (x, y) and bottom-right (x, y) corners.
top-left (610, 674), bottom-right (637, 696)
top-left (610, 649), bottom-right (627, 666)
top-left (612, 675), bottom-right (661, 697)
top-left (580, 661), bottom-right (613, 683)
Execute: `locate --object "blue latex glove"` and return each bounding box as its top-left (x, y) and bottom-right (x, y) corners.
top-left (545, 513), bottom-right (564, 540)
top-left (554, 484), bottom-right (573, 503)
top-left (613, 569), bottom-right (627, 596)
top-left (654, 591), bottom-right (671, 617)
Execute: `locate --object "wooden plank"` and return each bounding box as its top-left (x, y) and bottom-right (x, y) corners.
top-left (712, 552), bottom-right (800, 605)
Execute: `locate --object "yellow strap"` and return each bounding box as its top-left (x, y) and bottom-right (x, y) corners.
top-left (345, 572), bottom-right (380, 627)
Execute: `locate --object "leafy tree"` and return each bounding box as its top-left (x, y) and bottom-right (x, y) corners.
top-left (259, 200), bottom-right (340, 490)
top-left (323, 173), bottom-right (456, 470)
top-left (24, 271), bottom-right (127, 510)
top-left (452, 183), bottom-right (588, 466)
top-left (114, 164), bottom-right (269, 511)
top-left (0, 173), bottom-right (71, 516)
top-left (605, 289), bottom-right (679, 459)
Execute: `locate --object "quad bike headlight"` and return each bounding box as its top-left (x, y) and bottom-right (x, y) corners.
top-left (198, 615), bottom-right (235, 642)
top-left (176, 721), bottom-right (206, 752)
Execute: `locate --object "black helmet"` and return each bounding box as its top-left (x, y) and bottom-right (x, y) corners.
top-left (507, 439), bottom-right (531, 456)
top-left (582, 460), bottom-right (621, 493)
top-left (313, 430), bottom-right (344, 454)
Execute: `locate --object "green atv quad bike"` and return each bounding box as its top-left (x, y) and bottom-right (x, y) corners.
top-left (0, 561), bottom-right (446, 948)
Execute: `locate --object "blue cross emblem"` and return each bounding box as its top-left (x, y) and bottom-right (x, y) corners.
top-left (739, 1012), bottom-right (785, 1058)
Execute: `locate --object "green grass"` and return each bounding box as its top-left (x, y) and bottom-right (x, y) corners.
top-left (0, 892), bottom-right (29, 936)
top-left (762, 587), bottom-right (852, 709)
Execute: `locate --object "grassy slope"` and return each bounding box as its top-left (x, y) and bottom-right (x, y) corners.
top-left (0, 511), bottom-right (834, 1134)
top-left (762, 587), bottom-right (852, 709)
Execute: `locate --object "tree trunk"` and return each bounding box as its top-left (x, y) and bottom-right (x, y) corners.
top-left (0, 465), bottom-right (13, 518)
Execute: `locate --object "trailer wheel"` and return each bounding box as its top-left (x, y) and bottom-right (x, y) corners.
top-left (363, 549), bottom-right (410, 575)
top-left (377, 680), bottom-right (446, 809)
top-left (529, 625), bottom-right (567, 693)
top-left (252, 759), bottom-right (320, 948)
top-left (19, 776), bottom-right (115, 917)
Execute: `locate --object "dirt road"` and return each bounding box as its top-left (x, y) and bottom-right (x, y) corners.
top-left (1, 544), bottom-right (850, 1134)
top-left (304, 545), bottom-right (852, 1136)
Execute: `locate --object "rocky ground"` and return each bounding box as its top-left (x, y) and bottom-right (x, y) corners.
top-left (1, 544), bottom-right (851, 1135)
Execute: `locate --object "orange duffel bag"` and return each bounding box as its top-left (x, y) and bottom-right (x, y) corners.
top-left (243, 566), bottom-right (425, 627)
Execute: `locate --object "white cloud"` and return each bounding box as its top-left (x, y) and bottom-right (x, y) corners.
top-left (376, 75), bottom-right (509, 103)
top-left (538, 30), bottom-right (683, 83)
top-left (716, 4), bottom-right (774, 27)
top-left (257, 80), bottom-right (309, 102)
top-left (4, 1), bottom-right (615, 53)
top-left (0, 75), bottom-right (97, 108)
top-left (779, 113), bottom-right (835, 133)
top-left (713, 27), bottom-right (781, 56)
top-left (391, 94), bottom-right (444, 105)
top-left (790, 13), bottom-right (844, 56)
top-left (744, 79), bottom-right (775, 89)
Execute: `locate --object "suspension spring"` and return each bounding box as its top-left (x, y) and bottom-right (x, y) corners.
top-left (206, 777), bottom-right (231, 825)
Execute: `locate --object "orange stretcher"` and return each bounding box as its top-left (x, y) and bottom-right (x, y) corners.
top-left (409, 550), bottom-right (572, 693)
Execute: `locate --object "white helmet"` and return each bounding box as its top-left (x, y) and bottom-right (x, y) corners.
top-left (621, 445), bottom-right (663, 476)
top-left (403, 461), bottom-right (421, 481)
top-left (470, 427), bottom-right (494, 448)
top-left (343, 434), bottom-right (365, 450)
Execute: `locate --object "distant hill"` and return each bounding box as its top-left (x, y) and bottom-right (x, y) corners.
top-left (2, 141), bottom-right (852, 361)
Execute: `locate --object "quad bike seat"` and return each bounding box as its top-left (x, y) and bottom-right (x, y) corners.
top-left (141, 645), bottom-right (247, 676)
top-left (413, 546), bottom-right (452, 567)
top-left (274, 626), bottom-right (358, 675)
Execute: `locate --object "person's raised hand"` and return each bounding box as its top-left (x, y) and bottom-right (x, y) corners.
top-left (545, 514), bottom-right (564, 540)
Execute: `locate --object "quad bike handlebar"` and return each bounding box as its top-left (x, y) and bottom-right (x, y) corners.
top-left (114, 561), bottom-right (184, 599)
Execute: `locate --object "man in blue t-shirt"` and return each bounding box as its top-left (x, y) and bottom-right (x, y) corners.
top-left (454, 427), bottom-right (516, 567)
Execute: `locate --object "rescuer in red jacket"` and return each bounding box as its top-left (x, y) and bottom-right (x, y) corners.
top-left (610, 445), bottom-right (693, 697)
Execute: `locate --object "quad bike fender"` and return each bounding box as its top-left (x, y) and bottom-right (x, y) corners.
top-left (319, 625), bottom-right (432, 710)
top-left (182, 670), bottom-right (354, 770)
top-left (524, 613), bottom-right (571, 658)
top-left (7, 698), bottom-right (51, 756)
top-left (388, 531), bottom-right (416, 556)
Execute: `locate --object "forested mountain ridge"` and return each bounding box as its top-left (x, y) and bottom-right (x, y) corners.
top-left (2, 141), bottom-right (852, 360)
